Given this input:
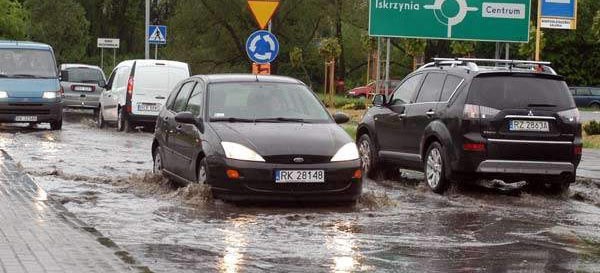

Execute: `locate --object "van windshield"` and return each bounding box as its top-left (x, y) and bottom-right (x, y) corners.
top-left (0, 49), bottom-right (57, 78)
top-left (66, 67), bottom-right (104, 84)
top-left (468, 76), bottom-right (575, 110)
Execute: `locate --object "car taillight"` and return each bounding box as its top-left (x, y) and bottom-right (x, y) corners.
top-left (463, 104), bottom-right (500, 120)
top-left (463, 143), bottom-right (486, 152)
top-left (574, 146), bottom-right (582, 155)
top-left (127, 76), bottom-right (134, 96)
top-left (558, 108), bottom-right (580, 124)
top-left (59, 87), bottom-right (64, 98)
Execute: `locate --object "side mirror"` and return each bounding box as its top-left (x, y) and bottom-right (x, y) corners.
top-left (98, 80), bottom-right (106, 89)
top-left (59, 70), bottom-right (69, 82)
top-left (333, 112), bottom-right (350, 124)
top-left (174, 111), bottom-right (197, 124)
top-left (373, 94), bottom-right (386, 107)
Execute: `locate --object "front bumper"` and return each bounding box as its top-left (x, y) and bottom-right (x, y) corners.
top-left (0, 101), bottom-right (63, 123)
top-left (206, 157), bottom-right (363, 202)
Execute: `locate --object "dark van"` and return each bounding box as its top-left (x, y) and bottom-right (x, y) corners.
top-left (0, 41), bottom-right (63, 130)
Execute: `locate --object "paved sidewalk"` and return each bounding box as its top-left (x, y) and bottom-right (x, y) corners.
top-left (579, 149), bottom-right (600, 179)
top-left (0, 151), bottom-right (136, 273)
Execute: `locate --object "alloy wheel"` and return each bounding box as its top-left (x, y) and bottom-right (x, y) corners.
top-left (359, 139), bottom-right (371, 174)
top-left (197, 164), bottom-right (207, 184)
top-left (153, 149), bottom-right (162, 174)
top-left (426, 147), bottom-right (443, 189)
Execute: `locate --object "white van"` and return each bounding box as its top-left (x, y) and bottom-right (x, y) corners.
top-left (97, 60), bottom-right (190, 132)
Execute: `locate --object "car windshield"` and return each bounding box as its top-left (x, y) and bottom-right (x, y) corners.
top-left (0, 49), bottom-right (57, 78)
top-left (65, 67), bottom-right (104, 84)
top-left (208, 82), bottom-right (332, 123)
top-left (468, 76), bottom-right (576, 110)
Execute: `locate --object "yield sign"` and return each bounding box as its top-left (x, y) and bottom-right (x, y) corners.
top-left (248, 0), bottom-right (280, 30)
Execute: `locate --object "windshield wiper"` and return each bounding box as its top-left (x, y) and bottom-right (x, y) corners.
top-left (528, 103), bottom-right (556, 108)
top-left (254, 117), bottom-right (305, 123)
top-left (210, 117), bottom-right (255, 123)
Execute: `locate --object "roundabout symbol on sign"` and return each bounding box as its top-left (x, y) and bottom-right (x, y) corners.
top-left (424, 0), bottom-right (479, 38)
top-left (246, 30), bottom-right (279, 64)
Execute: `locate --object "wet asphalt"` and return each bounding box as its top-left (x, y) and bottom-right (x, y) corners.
top-left (1, 111), bottom-right (600, 273)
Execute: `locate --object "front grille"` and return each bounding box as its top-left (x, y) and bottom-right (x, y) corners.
top-left (263, 155), bottom-right (332, 164)
top-left (9, 103), bottom-right (43, 107)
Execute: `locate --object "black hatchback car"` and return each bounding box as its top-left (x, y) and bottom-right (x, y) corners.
top-left (152, 74), bottom-right (362, 202)
top-left (358, 59), bottom-right (582, 194)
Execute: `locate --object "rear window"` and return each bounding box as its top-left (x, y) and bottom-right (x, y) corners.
top-left (66, 67), bottom-right (104, 84)
top-left (468, 76), bottom-right (575, 110)
top-left (135, 66), bottom-right (189, 91)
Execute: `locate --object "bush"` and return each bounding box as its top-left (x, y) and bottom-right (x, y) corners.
top-left (584, 121), bottom-right (600, 135)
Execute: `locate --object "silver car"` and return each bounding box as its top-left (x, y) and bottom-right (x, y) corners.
top-left (59, 64), bottom-right (106, 115)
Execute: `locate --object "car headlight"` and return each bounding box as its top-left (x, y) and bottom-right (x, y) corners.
top-left (331, 143), bottom-right (360, 162)
top-left (0, 91), bottom-right (8, 98)
top-left (42, 91), bottom-right (58, 99)
top-left (221, 142), bottom-right (265, 162)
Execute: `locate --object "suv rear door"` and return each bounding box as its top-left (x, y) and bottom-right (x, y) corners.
top-left (403, 72), bottom-right (446, 155)
top-left (468, 74), bottom-right (578, 162)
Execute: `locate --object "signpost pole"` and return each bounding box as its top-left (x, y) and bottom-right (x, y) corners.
top-left (145, 0), bottom-right (150, 59)
top-left (100, 48), bottom-right (104, 69)
top-left (155, 44), bottom-right (158, 60)
top-left (384, 38), bottom-right (391, 97)
top-left (535, 0), bottom-right (542, 61)
top-left (505, 43), bottom-right (509, 60)
top-left (113, 48), bottom-right (116, 68)
top-left (375, 37), bottom-right (381, 96)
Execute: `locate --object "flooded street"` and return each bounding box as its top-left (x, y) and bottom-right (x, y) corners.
top-left (2, 111), bottom-right (600, 273)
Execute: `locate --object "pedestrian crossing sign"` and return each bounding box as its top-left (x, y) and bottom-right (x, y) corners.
top-left (148, 25), bottom-right (167, 45)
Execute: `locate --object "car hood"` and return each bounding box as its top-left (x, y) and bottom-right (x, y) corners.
top-left (0, 78), bottom-right (60, 98)
top-left (209, 122), bottom-right (353, 157)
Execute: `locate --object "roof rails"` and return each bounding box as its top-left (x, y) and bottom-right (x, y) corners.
top-left (418, 58), bottom-right (557, 75)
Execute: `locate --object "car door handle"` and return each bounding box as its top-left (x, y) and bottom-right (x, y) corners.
top-left (399, 113), bottom-right (407, 118)
top-left (426, 110), bottom-right (436, 117)
top-left (163, 116), bottom-right (169, 121)
top-left (155, 96), bottom-right (165, 100)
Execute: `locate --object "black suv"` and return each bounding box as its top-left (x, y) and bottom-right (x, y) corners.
top-left (357, 59), bottom-right (582, 194)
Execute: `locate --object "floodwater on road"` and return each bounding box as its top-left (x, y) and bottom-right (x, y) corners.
top-left (1, 111), bottom-right (600, 273)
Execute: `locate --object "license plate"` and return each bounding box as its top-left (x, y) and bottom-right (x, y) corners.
top-left (15, 116), bottom-right (37, 122)
top-left (275, 170), bottom-right (325, 183)
top-left (73, 86), bottom-right (93, 92)
top-left (509, 120), bottom-right (550, 132)
top-left (138, 103), bottom-right (161, 112)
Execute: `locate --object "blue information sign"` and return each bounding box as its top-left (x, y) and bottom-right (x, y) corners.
top-left (246, 30), bottom-right (279, 64)
top-left (541, 0), bottom-right (576, 18)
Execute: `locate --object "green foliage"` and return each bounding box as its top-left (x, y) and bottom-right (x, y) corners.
top-left (317, 93), bottom-right (366, 110)
top-left (593, 10), bottom-right (600, 42)
top-left (450, 41), bottom-right (476, 57)
top-left (25, 0), bottom-right (89, 63)
top-left (0, 0), bottom-right (29, 39)
top-left (584, 121), bottom-right (600, 136)
top-left (518, 21), bottom-right (545, 60)
top-left (401, 39), bottom-right (427, 56)
top-left (319, 37), bottom-right (342, 60)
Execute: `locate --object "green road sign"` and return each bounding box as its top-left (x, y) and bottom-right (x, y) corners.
top-left (369, 0), bottom-right (531, 43)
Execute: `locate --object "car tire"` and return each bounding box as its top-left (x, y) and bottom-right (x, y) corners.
top-left (548, 174), bottom-right (574, 194)
top-left (197, 158), bottom-right (209, 185)
top-left (153, 146), bottom-right (164, 175)
top-left (97, 107), bottom-right (106, 128)
top-left (358, 134), bottom-right (384, 180)
top-left (50, 119), bottom-right (62, 131)
top-left (117, 108), bottom-right (132, 133)
top-left (424, 142), bottom-right (450, 194)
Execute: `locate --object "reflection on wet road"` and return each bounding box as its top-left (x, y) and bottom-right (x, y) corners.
top-left (1, 111), bottom-right (600, 272)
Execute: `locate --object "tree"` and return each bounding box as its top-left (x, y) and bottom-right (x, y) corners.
top-left (0, 0), bottom-right (29, 39)
top-left (593, 10), bottom-right (600, 42)
top-left (401, 39), bottom-right (427, 70)
top-left (518, 21), bottom-right (545, 60)
top-left (289, 47), bottom-right (311, 86)
top-left (450, 41), bottom-right (476, 57)
top-left (25, 0), bottom-right (90, 63)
